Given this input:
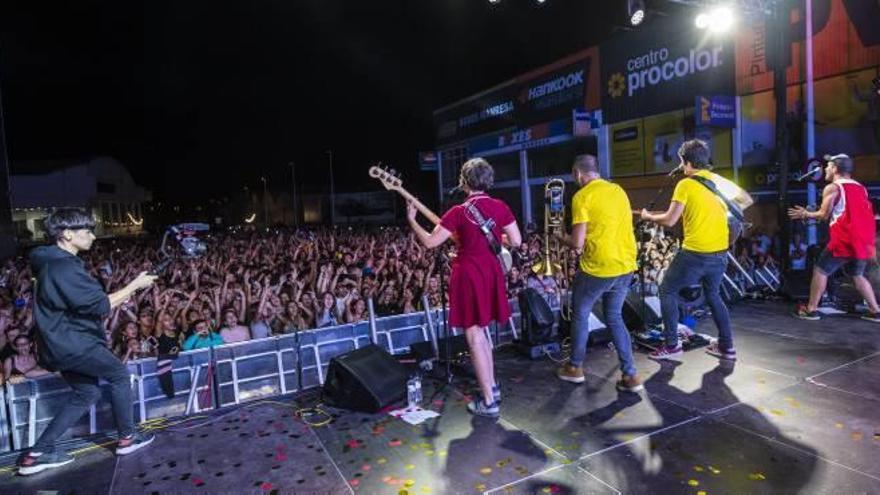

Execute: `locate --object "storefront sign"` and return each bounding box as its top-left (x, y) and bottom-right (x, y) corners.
top-left (469, 119), bottom-right (572, 157)
top-left (434, 48), bottom-right (599, 145)
top-left (695, 95), bottom-right (736, 127)
top-left (600, 17), bottom-right (735, 124)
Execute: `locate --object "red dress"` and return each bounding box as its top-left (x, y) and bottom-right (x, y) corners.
top-left (439, 193), bottom-right (516, 329)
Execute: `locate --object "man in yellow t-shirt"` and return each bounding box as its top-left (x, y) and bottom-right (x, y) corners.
top-left (641, 139), bottom-right (751, 362)
top-left (555, 154), bottom-right (642, 392)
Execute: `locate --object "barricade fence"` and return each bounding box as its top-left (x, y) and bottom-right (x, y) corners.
top-left (0, 299), bottom-right (527, 453)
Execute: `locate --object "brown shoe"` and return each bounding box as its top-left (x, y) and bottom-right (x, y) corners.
top-left (616, 374), bottom-right (644, 393)
top-left (556, 364), bottom-right (585, 384)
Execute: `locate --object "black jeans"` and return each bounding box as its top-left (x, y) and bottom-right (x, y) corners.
top-left (32, 345), bottom-right (134, 452)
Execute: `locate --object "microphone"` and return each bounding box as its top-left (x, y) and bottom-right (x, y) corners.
top-left (446, 185), bottom-right (463, 197)
top-left (797, 166), bottom-right (822, 182)
top-left (667, 164), bottom-right (683, 177)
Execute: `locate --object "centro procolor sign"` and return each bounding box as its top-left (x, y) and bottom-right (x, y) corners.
top-left (601, 18), bottom-right (734, 124)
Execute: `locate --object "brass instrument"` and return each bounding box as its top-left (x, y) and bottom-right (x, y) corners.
top-left (532, 179), bottom-right (567, 277)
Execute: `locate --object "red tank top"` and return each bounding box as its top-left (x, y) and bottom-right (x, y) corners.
top-left (827, 179), bottom-right (876, 259)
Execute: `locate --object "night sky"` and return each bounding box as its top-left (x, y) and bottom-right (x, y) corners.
top-left (0, 1), bottom-right (624, 205)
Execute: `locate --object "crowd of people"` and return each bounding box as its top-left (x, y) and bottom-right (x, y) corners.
top-left (0, 226), bottom-right (578, 379)
top-left (0, 220), bottom-right (793, 385)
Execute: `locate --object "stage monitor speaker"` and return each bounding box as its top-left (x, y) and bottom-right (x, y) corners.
top-left (518, 288), bottom-right (556, 345)
top-left (779, 269), bottom-right (812, 300)
top-left (622, 293), bottom-right (662, 332)
top-left (322, 344), bottom-right (408, 413)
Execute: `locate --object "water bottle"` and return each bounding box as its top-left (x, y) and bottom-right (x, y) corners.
top-left (406, 376), bottom-right (417, 409)
top-left (406, 375), bottom-right (422, 409)
top-left (413, 375), bottom-right (422, 407)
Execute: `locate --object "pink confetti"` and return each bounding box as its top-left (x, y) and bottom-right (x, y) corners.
top-left (362, 464), bottom-right (372, 471)
top-left (276, 453), bottom-right (288, 461)
top-left (388, 439), bottom-right (402, 447)
top-left (797, 356), bottom-right (805, 364)
top-left (350, 479), bottom-right (361, 487)
top-left (192, 477), bottom-right (205, 486)
top-left (433, 399), bottom-right (444, 407)
top-left (261, 482), bottom-right (274, 491)
top-left (346, 439), bottom-right (361, 449)
top-left (550, 484), bottom-right (561, 494)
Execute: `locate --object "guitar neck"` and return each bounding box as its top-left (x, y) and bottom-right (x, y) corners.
top-left (396, 188), bottom-right (441, 225)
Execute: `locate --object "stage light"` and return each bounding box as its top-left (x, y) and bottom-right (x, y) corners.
top-left (695, 5), bottom-right (736, 33)
top-left (536, 0), bottom-right (546, 3)
top-left (627, 0), bottom-right (646, 26)
top-left (488, 0), bottom-right (501, 4)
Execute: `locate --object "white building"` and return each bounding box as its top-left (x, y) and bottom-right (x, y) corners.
top-left (10, 156), bottom-right (151, 241)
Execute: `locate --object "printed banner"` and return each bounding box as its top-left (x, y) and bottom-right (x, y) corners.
top-left (695, 95), bottom-right (736, 128)
top-left (600, 17), bottom-right (735, 124)
top-left (610, 120), bottom-right (645, 176)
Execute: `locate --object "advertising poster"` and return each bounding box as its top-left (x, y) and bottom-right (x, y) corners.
top-left (610, 120), bottom-right (645, 176)
top-left (736, 0), bottom-right (880, 94)
top-left (601, 16), bottom-right (735, 124)
top-left (642, 110), bottom-right (685, 174)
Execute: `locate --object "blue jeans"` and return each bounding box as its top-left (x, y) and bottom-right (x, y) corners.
top-left (569, 271), bottom-right (636, 377)
top-left (659, 249), bottom-right (732, 350)
top-left (32, 345), bottom-right (135, 452)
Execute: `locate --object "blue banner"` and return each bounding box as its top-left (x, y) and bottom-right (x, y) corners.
top-left (695, 95), bottom-right (736, 127)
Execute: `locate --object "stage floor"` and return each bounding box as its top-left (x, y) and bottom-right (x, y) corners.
top-left (1, 300), bottom-right (879, 494)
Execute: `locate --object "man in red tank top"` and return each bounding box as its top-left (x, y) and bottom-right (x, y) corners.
top-left (789, 154), bottom-right (879, 322)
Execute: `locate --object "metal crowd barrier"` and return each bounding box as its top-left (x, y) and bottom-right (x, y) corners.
top-left (0, 302), bottom-right (528, 453)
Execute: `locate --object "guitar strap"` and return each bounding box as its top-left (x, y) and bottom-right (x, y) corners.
top-left (687, 175), bottom-right (745, 222)
top-left (462, 197), bottom-right (503, 256)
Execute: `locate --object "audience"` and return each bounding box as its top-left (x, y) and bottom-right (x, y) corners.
top-left (0, 222), bottom-right (781, 378)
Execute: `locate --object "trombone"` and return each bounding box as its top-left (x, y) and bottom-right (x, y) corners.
top-left (532, 179), bottom-right (572, 319)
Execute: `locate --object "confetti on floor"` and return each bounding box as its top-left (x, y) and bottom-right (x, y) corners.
top-left (749, 473), bottom-right (766, 481)
top-left (688, 479), bottom-right (700, 486)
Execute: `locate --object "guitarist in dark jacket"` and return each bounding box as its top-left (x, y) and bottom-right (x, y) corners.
top-left (18, 208), bottom-right (158, 475)
top-left (640, 139), bottom-right (753, 362)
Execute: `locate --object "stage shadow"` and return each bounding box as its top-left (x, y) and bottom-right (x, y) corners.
top-left (582, 360), bottom-right (820, 493)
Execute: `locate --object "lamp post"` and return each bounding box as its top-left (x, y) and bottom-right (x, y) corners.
top-left (289, 161), bottom-right (298, 227)
top-left (260, 176), bottom-right (269, 230)
top-left (326, 150), bottom-right (336, 225)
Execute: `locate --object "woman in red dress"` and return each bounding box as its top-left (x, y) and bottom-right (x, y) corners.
top-left (407, 158), bottom-right (521, 418)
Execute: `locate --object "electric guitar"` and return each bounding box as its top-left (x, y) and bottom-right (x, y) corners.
top-left (369, 165), bottom-right (513, 273)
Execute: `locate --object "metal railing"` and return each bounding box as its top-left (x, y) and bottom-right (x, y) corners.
top-left (0, 300), bottom-right (526, 453)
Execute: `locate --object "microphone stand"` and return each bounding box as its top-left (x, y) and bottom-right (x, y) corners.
top-left (634, 174), bottom-right (679, 348)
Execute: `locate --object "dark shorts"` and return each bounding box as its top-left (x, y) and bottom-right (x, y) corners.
top-left (815, 249), bottom-right (868, 277)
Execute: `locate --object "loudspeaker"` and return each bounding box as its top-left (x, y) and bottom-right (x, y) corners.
top-left (410, 334), bottom-right (469, 363)
top-left (621, 293), bottom-right (662, 332)
top-left (779, 269), bottom-right (811, 300)
top-left (322, 345), bottom-right (408, 413)
top-left (518, 288), bottom-right (556, 345)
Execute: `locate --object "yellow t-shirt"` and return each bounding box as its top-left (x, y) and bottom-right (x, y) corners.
top-left (671, 170), bottom-right (729, 253)
top-left (571, 179), bottom-right (637, 277)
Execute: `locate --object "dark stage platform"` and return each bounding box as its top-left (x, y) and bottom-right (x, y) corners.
top-left (1, 300), bottom-right (879, 494)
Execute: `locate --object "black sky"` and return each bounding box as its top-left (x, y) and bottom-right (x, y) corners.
top-left (0, 0), bottom-right (621, 204)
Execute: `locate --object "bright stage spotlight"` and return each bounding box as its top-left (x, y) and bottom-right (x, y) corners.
top-left (628, 0), bottom-right (646, 26)
top-left (695, 5), bottom-right (735, 33)
top-left (488, 0), bottom-right (501, 4)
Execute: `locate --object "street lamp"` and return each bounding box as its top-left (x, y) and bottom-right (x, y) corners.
top-left (326, 150), bottom-right (335, 226)
top-left (260, 176), bottom-right (269, 230)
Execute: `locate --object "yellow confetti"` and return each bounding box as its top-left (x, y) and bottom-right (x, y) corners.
top-left (475, 483), bottom-right (486, 491)
top-left (378, 458), bottom-right (388, 464)
top-left (420, 443), bottom-right (430, 449)
top-left (542, 488), bottom-right (552, 494)
top-left (694, 466), bottom-right (705, 472)
top-left (438, 451), bottom-right (447, 457)
top-left (571, 431), bottom-right (581, 437)
top-left (835, 423), bottom-right (844, 429)
top-left (708, 466), bottom-right (721, 475)
top-left (544, 449), bottom-right (554, 456)
top-left (421, 487), bottom-right (432, 494)
top-left (749, 473), bottom-right (766, 481)
top-left (425, 450), bottom-right (434, 456)
top-left (410, 445), bottom-right (420, 451)
top-left (398, 491), bottom-right (409, 495)
top-left (697, 491), bottom-right (707, 495)
top-left (405, 464), bottom-right (415, 470)
top-left (405, 480), bottom-right (415, 487)
top-left (480, 467), bottom-right (492, 475)
top-left (688, 479), bottom-right (700, 486)
top-left (769, 409), bottom-right (784, 416)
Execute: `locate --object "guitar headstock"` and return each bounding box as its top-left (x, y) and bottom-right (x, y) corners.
top-left (368, 165), bottom-right (403, 192)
